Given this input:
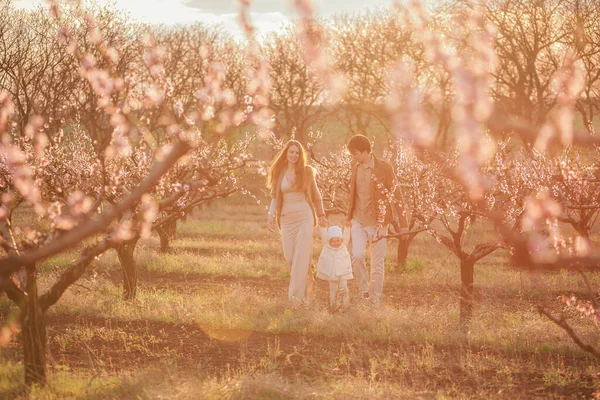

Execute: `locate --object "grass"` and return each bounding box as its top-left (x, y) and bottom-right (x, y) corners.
top-left (0, 361), bottom-right (141, 400)
top-left (1, 193), bottom-right (599, 398)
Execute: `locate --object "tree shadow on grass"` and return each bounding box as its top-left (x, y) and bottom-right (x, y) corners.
top-left (164, 244), bottom-right (279, 260)
top-left (99, 267), bottom-right (285, 294)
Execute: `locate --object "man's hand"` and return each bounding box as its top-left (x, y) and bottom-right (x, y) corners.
top-left (344, 218), bottom-right (352, 227)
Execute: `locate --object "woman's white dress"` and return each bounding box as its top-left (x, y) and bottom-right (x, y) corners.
top-left (280, 175), bottom-right (314, 305)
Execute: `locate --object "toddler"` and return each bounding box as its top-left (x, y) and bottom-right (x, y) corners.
top-left (316, 226), bottom-right (353, 311)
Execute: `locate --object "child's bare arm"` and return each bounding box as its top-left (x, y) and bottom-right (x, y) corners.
top-left (342, 227), bottom-right (351, 245)
top-left (319, 227), bottom-right (328, 243)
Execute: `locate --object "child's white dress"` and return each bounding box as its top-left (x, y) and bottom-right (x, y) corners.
top-left (316, 227), bottom-right (353, 281)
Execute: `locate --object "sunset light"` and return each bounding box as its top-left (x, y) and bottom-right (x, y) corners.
top-left (1, 0), bottom-right (599, 397)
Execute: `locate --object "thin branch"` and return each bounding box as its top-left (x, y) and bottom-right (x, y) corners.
top-left (0, 275), bottom-right (25, 305)
top-left (487, 111), bottom-right (600, 148)
top-left (480, 208), bottom-right (600, 272)
top-left (158, 176), bottom-right (210, 211)
top-left (40, 238), bottom-right (116, 311)
top-left (538, 306), bottom-right (600, 360)
top-left (576, 268), bottom-right (598, 310)
top-left (469, 242), bottom-right (503, 262)
top-left (378, 227), bottom-right (427, 239)
top-left (0, 220), bottom-right (18, 257)
top-left (563, 204), bottom-right (600, 211)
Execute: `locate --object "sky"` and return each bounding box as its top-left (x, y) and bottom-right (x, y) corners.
top-left (14, 0), bottom-right (396, 39)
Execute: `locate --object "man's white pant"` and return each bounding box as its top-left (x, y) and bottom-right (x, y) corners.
top-left (350, 219), bottom-right (387, 301)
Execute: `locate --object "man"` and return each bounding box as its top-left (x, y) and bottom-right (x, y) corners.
top-left (345, 134), bottom-right (407, 303)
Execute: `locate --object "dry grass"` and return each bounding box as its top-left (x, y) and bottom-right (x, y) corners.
top-left (1, 194), bottom-right (599, 398)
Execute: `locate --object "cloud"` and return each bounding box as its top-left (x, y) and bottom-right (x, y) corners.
top-left (182, 0), bottom-right (292, 15)
top-left (14, 0), bottom-right (204, 24)
top-left (113, 0), bottom-right (204, 25)
top-left (14, 0), bottom-right (393, 40)
top-left (210, 12), bottom-right (291, 41)
top-left (182, 0), bottom-right (394, 17)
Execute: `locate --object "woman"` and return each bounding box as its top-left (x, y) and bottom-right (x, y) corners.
top-left (267, 140), bottom-right (327, 307)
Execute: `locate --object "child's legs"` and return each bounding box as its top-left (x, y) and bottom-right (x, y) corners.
top-left (339, 280), bottom-right (350, 306)
top-left (328, 281), bottom-right (339, 304)
top-left (339, 279), bottom-right (348, 291)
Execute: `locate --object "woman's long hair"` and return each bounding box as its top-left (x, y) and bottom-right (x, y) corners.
top-left (267, 140), bottom-right (307, 191)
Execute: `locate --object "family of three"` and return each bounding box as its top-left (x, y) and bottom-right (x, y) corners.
top-left (266, 134), bottom-right (407, 310)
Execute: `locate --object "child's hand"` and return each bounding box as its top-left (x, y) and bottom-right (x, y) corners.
top-left (319, 227), bottom-right (328, 242)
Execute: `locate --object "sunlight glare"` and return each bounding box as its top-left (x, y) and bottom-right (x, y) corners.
top-left (197, 322), bottom-right (254, 343)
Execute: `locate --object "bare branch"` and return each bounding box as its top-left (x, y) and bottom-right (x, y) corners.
top-left (0, 275), bottom-right (25, 305)
top-left (39, 238), bottom-right (115, 311)
top-left (538, 306), bottom-right (600, 360)
top-left (469, 242), bottom-right (503, 263)
top-left (577, 268), bottom-right (598, 311)
top-left (378, 227), bottom-right (427, 239)
top-left (0, 219), bottom-right (18, 257)
top-left (487, 111), bottom-right (600, 148)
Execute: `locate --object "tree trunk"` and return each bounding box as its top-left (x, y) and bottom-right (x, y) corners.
top-left (460, 259), bottom-right (475, 329)
top-left (22, 265), bottom-right (47, 386)
top-left (396, 237), bottom-right (411, 268)
top-left (117, 240), bottom-right (139, 300)
top-left (435, 106), bottom-right (451, 149)
top-left (573, 219), bottom-right (590, 240)
top-left (157, 220), bottom-right (177, 253)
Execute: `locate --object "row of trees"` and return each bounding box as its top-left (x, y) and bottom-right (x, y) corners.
top-left (0, 0), bottom-right (599, 388)
top-left (264, 0), bottom-right (600, 143)
top-left (3, 0), bottom-right (600, 147)
top-left (304, 0), bottom-right (600, 355)
top-left (0, 0), bottom-right (268, 385)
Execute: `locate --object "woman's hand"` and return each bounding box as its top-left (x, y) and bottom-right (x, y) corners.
top-left (373, 227), bottom-right (380, 242)
top-left (267, 215), bottom-right (275, 232)
top-left (317, 215), bottom-right (327, 227)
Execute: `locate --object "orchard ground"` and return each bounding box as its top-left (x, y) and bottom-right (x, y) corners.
top-left (1, 192), bottom-right (599, 399)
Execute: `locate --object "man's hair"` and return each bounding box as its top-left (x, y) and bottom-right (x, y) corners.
top-left (346, 134), bottom-right (372, 153)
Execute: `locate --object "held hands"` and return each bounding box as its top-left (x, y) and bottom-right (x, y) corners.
top-left (373, 227), bottom-right (380, 242)
top-left (344, 218), bottom-right (352, 228)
